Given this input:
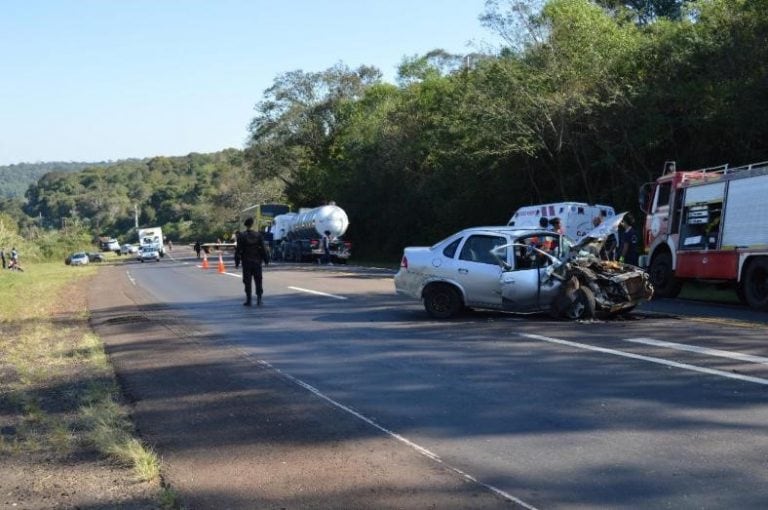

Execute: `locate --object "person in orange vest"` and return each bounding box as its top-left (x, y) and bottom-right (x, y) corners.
top-left (524, 217), bottom-right (556, 267)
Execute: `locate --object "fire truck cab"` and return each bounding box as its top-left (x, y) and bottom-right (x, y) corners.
top-left (640, 160), bottom-right (768, 310)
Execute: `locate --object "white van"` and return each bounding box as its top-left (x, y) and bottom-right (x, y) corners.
top-left (507, 202), bottom-right (616, 241)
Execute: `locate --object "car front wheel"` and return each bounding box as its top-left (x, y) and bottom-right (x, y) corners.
top-left (565, 287), bottom-right (596, 320)
top-left (423, 284), bottom-right (463, 319)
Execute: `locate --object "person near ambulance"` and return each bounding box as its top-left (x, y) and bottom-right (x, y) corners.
top-left (619, 213), bottom-right (639, 265)
top-left (524, 217), bottom-right (557, 266)
top-left (549, 217), bottom-right (564, 235)
top-left (236, 217), bottom-right (270, 306)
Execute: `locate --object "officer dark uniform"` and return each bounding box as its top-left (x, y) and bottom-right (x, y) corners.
top-left (236, 217), bottom-right (270, 306)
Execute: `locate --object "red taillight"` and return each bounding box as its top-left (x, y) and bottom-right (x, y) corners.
top-left (310, 239), bottom-right (319, 247)
top-left (400, 256), bottom-right (408, 269)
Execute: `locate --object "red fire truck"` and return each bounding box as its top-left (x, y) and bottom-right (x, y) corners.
top-left (639, 160), bottom-right (768, 310)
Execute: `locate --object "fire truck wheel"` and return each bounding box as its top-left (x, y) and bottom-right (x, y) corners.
top-left (649, 252), bottom-right (682, 298)
top-left (744, 257), bottom-right (768, 311)
top-left (736, 281), bottom-right (748, 304)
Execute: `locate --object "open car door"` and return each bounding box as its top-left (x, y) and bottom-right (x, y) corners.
top-left (494, 233), bottom-right (563, 312)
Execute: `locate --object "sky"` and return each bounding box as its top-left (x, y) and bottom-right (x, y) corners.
top-left (0, 0), bottom-right (497, 166)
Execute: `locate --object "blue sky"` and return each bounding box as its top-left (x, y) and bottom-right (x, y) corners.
top-left (0, 0), bottom-right (496, 166)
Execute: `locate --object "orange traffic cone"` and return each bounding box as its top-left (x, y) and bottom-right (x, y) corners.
top-left (217, 252), bottom-right (225, 273)
top-left (201, 251), bottom-right (209, 269)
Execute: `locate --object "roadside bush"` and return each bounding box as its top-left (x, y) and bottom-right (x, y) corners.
top-left (33, 230), bottom-right (93, 262)
top-left (0, 212), bottom-right (36, 261)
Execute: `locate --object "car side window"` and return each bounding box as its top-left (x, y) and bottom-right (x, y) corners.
top-left (514, 234), bottom-right (560, 269)
top-left (442, 238), bottom-right (461, 258)
top-left (459, 235), bottom-right (507, 265)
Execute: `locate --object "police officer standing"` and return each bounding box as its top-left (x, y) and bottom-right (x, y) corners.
top-left (236, 217), bottom-right (269, 306)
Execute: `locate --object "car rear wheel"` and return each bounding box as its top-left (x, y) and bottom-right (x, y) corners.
top-left (423, 284), bottom-right (463, 319)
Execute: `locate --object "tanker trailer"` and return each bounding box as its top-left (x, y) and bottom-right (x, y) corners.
top-left (280, 205), bottom-right (351, 263)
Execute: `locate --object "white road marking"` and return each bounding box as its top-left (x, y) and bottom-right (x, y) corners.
top-left (245, 354), bottom-right (538, 510)
top-left (626, 337), bottom-right (768, 366)
top-left (224, 272), bottom-right (240, 278)
top-left (520, 333), bottom-right (768, 386)
top-left (288, 286), bottom-right (348, 300)
top-left (126, 271), bottom-right (136, 286)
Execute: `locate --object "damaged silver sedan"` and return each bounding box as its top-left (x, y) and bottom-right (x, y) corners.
top-left (394, 213), bottom-right (653, 319)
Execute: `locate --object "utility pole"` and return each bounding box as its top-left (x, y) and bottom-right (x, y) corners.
top-left (134, 203), bottom-right (139, 229)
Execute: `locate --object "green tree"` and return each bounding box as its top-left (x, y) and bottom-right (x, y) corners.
top-left (245, 63), bottom-right (382, 206)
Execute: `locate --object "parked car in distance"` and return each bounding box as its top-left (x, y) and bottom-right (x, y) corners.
top-left (120, 243), bottom-right (138, 255)
top-left (100, 238), bottom-right (120, 253)
top-left (394, 214), bottom-right (653, 320)
top-left (68, 252), bottom-right (89, 266)
top-left (87, 252), bottom-right (106, 262)
top-left (137, 246), bottom-right (160, 263)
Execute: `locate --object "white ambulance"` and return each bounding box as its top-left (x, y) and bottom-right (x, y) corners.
top-left (507, 202), bottom-right (617, 241)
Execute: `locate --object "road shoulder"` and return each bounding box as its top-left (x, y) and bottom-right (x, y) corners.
top-left (88, 264), bottom-right (513, 509)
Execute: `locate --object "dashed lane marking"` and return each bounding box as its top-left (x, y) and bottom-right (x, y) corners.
top-left (626, 337), bottom-right (768, 366)
top-left (520, 333), bottom-right (768, 386)
top-left (288, 286), bottom-right (348, 300)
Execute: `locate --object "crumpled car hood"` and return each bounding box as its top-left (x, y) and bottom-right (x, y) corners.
top-left (571, 212), bottom-right (625, 256)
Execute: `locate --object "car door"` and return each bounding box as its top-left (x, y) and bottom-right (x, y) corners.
top-left (454, 234), bottom-right (509, 307)
top-left (500, 233), bottom-right (563, 312)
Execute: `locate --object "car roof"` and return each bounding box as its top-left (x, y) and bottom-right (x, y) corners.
top-left (455, 225), bottom-right (549, 237)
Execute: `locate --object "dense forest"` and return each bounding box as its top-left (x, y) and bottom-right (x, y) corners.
top-left (20, 150), bottom-right (282, 242)
top-left (2, 0), bottom-right (767, 261)
top-left (0, 161), bottom-right (118, 199)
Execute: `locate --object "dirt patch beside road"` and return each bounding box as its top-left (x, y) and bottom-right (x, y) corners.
top-left (88, 265), bottom-right (515, 509)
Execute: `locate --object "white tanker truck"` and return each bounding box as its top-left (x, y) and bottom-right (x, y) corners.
top-left (272, 204), bottom-right (351, 263)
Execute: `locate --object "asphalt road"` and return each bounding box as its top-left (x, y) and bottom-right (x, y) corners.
top-left (120, 251), bottom-right (768, 509)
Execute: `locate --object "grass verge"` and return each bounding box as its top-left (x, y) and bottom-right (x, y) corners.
top-left (0, 261), bottom-right (168, 502)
